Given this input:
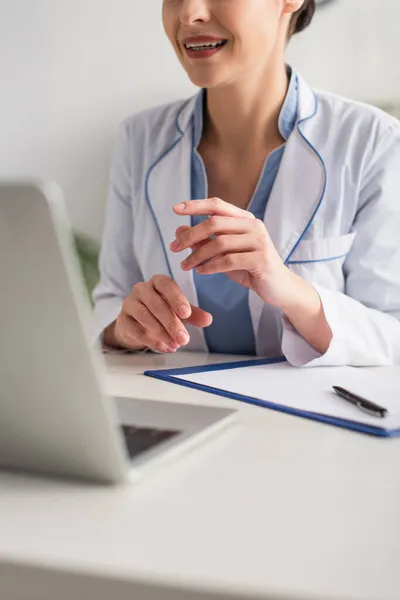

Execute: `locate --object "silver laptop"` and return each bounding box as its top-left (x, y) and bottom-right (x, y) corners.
top-left (0, 182), bottom-right (235, 484)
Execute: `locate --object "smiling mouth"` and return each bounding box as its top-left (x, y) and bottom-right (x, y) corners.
top-left (184, 40), bottom-right (228, 52)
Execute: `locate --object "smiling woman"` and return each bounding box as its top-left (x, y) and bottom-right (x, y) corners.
top-left (93, 0), bottom-right (400, 368)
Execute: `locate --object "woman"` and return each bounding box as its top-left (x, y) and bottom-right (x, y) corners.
top-left (93, 0), bottom-right (400, 366)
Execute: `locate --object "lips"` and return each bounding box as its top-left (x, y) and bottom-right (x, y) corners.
top-left (182, 36), bottom-right (228, 59)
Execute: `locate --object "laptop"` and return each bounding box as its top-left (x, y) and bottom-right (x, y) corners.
top-left (0, 182), bottom-right (235, 484)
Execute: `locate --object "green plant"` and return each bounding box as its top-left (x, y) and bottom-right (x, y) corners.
top-left (73, 232), bottom-right (100, 304)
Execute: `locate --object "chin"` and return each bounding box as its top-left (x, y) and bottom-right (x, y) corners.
top-left (186, 68), bottom-right (228, 90)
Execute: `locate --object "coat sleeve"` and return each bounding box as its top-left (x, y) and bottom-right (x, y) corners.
top-left (92, 121), bottom-right (144, 343)
top-left (282, 122), bottom-right (400, 367)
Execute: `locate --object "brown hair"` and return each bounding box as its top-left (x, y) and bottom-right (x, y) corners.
top-left (289, 0), bottom-right (316, 36)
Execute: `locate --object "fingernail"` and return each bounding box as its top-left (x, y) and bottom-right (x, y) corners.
top-left (180, 259), bottom-right (189, 270)
top-left (169, 340), bottom-right (180, 350)
top-left (174, 203), bottom-right (187, 211)
top-left (170, 240), bottom-right (180, 251)
top-left (196, 265), bottom-right (205, 273)
top-left (177, 332), bottom-right (189, 346)
top-left (178, 305), bottom-right (191, 318)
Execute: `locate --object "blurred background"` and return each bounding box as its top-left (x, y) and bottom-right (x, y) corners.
top-left (1, 0), bottom-right (399, 285)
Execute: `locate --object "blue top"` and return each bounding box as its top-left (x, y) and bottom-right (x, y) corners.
top-left (191, 73), bottom-right (299, 355)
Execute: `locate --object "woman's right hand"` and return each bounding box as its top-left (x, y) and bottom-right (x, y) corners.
top-left (105, 275), bottom-right (213, 353)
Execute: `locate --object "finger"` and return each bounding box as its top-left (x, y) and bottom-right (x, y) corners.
top-left (174, 197), bottom-right (255, 219)
top-left (186, 305), bottom-right (213, 328)
top-left (195, 252), bottom-right (259, 276)
top-left (117, 312), bottom-right (173, 353)
top-left (127, 298), bottom-right (179, 349)
top-left (175, 225), bottom-right (206, 252)
top-left (142, 278), bottom-right (190, 346)
top-left (175, 225), bottom-right (190, 236)
top-left (148, 276), bottom-right (192, 319)
top-left (181, 234), bottom-right (256, 271)
top-left (171, 216), bottom-right (252, 252)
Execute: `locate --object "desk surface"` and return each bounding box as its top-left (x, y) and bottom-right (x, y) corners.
top-left (1, 353), bottom-right (400, 600)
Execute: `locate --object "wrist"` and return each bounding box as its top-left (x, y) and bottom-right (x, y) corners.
top-left (278, 272), bottom-right (333, 355)
top-left (278, 271), bottom-right (321, 318)
top-left (103, 321), bottom-right (146, 351)
top-left (103, 321), bottom-right (122, 349)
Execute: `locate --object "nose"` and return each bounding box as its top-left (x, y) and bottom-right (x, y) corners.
top-left (179, 0), bottom-right (211, 25)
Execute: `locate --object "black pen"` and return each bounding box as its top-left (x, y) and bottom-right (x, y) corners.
top-left (332, 386), bottom-right (388, 419)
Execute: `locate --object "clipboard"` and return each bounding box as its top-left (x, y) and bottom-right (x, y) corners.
top-left (145, 357), bottom-right (400, 438)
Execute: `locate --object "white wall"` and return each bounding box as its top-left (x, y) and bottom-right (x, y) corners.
top-left (1, 0), bottom-right (399, 240)
top-left (287, 0), bottom-right (400, 101)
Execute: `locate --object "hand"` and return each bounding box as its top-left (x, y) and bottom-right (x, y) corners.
top-left (112, 275), bottom-right (212, 353)
top-left (170, 197), bottom-right (297, 311)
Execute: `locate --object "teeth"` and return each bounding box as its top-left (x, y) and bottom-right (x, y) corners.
top-left (185, 40), bottom-right (226, 50)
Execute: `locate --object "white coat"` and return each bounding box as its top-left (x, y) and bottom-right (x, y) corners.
top-left (93, 74), bottom-right (400, 366)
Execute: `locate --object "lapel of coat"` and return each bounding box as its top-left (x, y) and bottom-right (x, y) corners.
top-left (251, 75), bottom-right (327, 353)
top-left (146, 95), bottom-right (208, 351)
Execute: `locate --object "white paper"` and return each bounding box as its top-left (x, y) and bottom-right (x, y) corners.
top-left (175, 364), bottom-right (400, 430)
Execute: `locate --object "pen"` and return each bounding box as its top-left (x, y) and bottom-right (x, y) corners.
top-left (332, 386), bottom-right (388, 418)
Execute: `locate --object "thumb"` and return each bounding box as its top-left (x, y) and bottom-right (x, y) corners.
top-left (186, 305), bottom-right (213, 328)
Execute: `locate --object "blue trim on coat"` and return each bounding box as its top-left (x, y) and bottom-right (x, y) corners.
top-left (144, 101), bottom-right (190, 279)
top-left (284, 94), bottom-right (328, 265)
top-left (288, 252), bottom-right (349, 265)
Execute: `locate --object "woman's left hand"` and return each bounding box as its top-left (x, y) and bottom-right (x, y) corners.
top-left (170, 197), bottom-right (298, 311)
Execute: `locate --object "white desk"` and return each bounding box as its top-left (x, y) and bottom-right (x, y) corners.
top-left (1, 353), bottom-right (400, 600)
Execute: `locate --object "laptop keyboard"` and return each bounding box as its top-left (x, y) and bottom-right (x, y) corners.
top-left (121, 425), bottom-right (181, 460)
